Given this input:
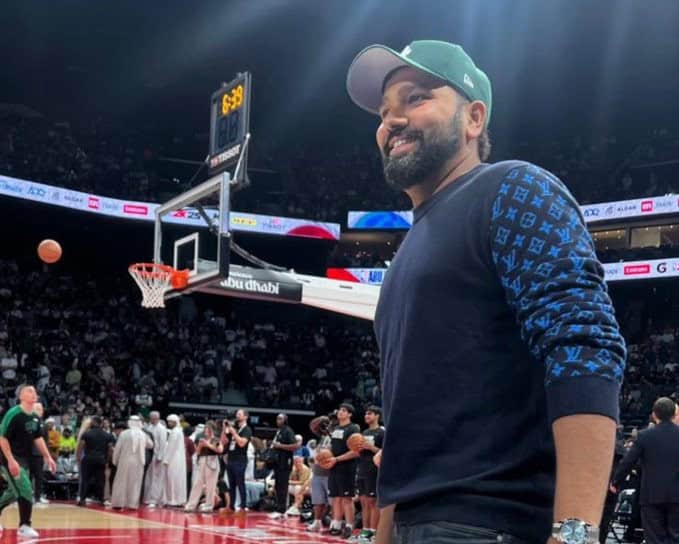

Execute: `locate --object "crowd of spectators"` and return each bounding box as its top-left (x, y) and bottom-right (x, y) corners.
top-left (2, 111), bottom-right (678, 224)
top-left (0, 258), bottom-right (380, 423)
top-left (1, 253), bottom-right (678, 434)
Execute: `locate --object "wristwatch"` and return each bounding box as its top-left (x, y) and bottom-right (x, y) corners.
top-left (552, 519), bottom-right (599, 544)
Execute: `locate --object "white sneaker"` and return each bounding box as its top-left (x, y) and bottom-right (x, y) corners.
top-left (146, 502), bottom-right (157, 508)
top-left (199, 504), bottom-right (213, 513)
top-left (285, 506), bottom-right (300, 516)
top-left (268, 512), bottom-right (284, 519)
top-left (18, 525), bottom-right (40, 538)
top-left (306, 520), bottom-right (321, 532)
top-left (39, 497), bottom-right (49, 504)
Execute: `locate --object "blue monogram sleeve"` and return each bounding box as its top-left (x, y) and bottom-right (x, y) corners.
top-left (489, 163), bottom-right (626, 423)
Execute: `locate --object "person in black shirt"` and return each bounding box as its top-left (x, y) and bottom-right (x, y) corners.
top-left (357, 406), bottom-right (385, 542)
top-left (225, 409), bottom-right (252, 514)
top-left (326, 403), bottom-right (360, 539)
top-left (29, 402), bottom-right (48, 505)
top-left (268, 413), bottom-right (297, 518)
top-left (76, 416), bottom-right (114, 506)
top-left (346, 40), bottom-right (626, 544)
top-left (0, 385), bottom-right (56, 539)
top-left (611, 398), bottom-right (679, 543)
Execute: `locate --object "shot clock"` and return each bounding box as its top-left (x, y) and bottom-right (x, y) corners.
top-left (208, 72), bottom-right (251, 175)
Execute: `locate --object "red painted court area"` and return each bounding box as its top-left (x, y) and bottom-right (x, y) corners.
top-left (0, 503), bottom-right (343, 543)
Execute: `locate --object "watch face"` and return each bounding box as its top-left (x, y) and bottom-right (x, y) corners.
top-left (561, 520), bottom-right (587, 544)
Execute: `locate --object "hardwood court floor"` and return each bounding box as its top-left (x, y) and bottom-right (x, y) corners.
top-left (0, 502), bottom-right (347, 543)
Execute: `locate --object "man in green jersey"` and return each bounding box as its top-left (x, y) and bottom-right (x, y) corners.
top-left (0, 385), bottom-right (56, 538)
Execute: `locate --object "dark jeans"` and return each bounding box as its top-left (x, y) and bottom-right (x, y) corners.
top-left (641, 504), bottom-right (679, 544)
top-left (79, 459), bottom-right (105, 502)
top-left (393, 521), bottom-right (535, 544)
top-left (227, 459), bottom-right (247, 510)
top-left (273, 467), bottom-right (291, 513)
top-left (29, 455), bottom-right (44, 500)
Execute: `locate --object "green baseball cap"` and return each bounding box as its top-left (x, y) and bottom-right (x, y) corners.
top-left (346, 40), bottom-right (492, 127)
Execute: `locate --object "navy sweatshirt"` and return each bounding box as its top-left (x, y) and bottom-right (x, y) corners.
top-left (373, 161), bottom-right (626, 542)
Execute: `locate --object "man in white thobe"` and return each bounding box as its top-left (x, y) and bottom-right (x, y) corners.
top-left (162, 414), bottom-right (186, 507)
top-left (111, 416), bottom-right (153, 510)
top-left (143, 411), bottom-right (167, 507)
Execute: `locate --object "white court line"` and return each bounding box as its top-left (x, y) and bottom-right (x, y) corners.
top-left (21, 536), bottom-right (130, 544)
top-left (38, 504), bottom-right (331, 544)
top-left (93, 506), bottom-right (267, 543)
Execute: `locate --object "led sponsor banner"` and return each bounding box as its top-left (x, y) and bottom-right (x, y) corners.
top-left (347, 211), bottom-right (414, 229)
top-left (348, 195), bottom-right (679, 229)
top-left (602, 257), bottom-right (679, 281)
top-left (0, 175), bottom-right (340, 240)
top-left (326, 267), bottom-right (387, 285)
top-left (329, 259), bottom-right (679, 286)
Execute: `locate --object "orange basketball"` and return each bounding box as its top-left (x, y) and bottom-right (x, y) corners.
top-left (347, 433), bottom-right (365, 453)
top-left (315, 448), bottom-right (333, 468)
top-left (37, 239), bottom-right (62, 264)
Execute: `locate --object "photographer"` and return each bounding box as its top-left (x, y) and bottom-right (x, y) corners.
top-left (305, 413), bottom-right (333, 533)
top-left (225, 409), bottom-right (252, 513)
top-left (268, 413), bottom-right (297, 519)
top-left (185, 421), bottom-right (223, 512)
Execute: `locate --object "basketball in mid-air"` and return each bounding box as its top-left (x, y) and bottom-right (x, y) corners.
top-left (37, 239), bottom-right (62, 264)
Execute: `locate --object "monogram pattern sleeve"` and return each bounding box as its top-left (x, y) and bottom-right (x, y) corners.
top-left (489, 164), bottom-right (626, 423)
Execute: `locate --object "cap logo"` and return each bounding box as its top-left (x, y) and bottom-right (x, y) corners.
top-left (401, 46), bottom-right (412, 57)
top-left (463, 73), bottom-right (474, 88)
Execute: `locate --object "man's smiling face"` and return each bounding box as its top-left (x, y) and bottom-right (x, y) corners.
top-left (376, 67), bottom-right (466, 191)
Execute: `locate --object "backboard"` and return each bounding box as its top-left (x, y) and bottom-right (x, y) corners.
top-left (154, 171), bottom-right (232, 291)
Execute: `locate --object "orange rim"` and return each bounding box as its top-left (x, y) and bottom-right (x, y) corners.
top-left (128, 263), bottom-right (190, 289)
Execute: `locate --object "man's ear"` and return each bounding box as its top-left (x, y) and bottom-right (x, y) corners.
top-left (465, 100), bottom-right (486, 141)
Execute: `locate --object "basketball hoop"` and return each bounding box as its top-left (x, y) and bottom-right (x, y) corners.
top-left (128, 263), bottom-right (189, 309)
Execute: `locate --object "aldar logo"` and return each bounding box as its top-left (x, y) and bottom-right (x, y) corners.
top-left (641, 200), bottom-right (654, 213)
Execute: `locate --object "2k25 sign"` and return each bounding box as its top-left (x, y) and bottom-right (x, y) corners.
top-left (641, 200), bottom-right (654, 213)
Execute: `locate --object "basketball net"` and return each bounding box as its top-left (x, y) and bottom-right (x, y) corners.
top-left (128, 263), bottom-right (188, 309)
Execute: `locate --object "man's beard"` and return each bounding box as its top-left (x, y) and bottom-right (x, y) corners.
top-left (381, 108), bottom-right (463, 191)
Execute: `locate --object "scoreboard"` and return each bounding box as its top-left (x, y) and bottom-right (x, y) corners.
top-left (208, 72), bottom-right (251, 175)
